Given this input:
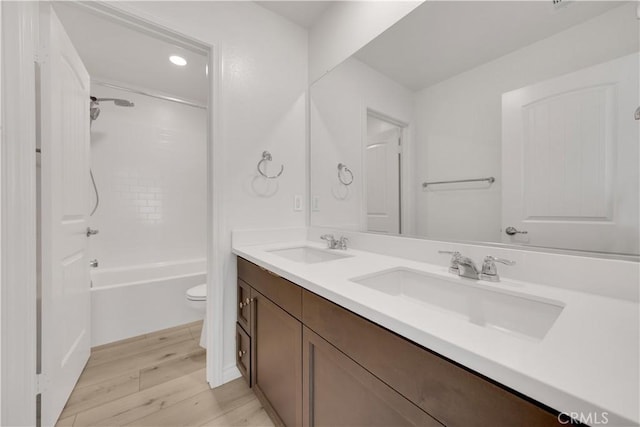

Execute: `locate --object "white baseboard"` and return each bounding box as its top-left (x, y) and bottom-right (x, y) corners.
top-left (222, 364), bottom-right (241, 383)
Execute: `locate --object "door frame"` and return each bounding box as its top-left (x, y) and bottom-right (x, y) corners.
top-left (0, 2), bottom-right (39, 426)
top-left (0, 1), bottom-right (224, 423)
top-left (83, 0), bottom-right (225, 389)
top-left (361, 108), bottom-right (411, 235)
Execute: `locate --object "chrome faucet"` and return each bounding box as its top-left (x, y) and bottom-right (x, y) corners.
top-left (338, 236), bottom-right (348, 250)
top-left (321, 234), bottom-right (348, 250)
top-left (480, 256), bottom-right (516, 282)
top-left (439, 251), bottom-right (514, 282)
top-left (438, 250), bottom-right (462, 274)
top-left (456, 256), bottom-right (481, 280)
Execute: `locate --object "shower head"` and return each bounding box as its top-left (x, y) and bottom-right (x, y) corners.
top-left (95, 98), bottom-right (135, 107)
top-left (115, 99), bottom-right (135, 107)
top-left (89, 96), bottom-right (135, 123)
top-left (90, 96), bottom-right (100, 122)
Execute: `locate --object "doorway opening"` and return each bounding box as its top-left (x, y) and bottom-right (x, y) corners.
top-left (35, 3), bottom-right (218, 425)
top-left (365, 110), bottom-right (406, 234)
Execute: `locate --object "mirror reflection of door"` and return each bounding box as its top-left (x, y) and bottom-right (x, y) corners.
top-left (365, 114), bottom-right (403, 234)
top-left (502, 53), bottom-right (639, 255)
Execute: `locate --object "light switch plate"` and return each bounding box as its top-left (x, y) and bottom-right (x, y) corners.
top-left (312, 196), bottom-right (320, 212)
top-left (294, 195), bottom-right (303, 211)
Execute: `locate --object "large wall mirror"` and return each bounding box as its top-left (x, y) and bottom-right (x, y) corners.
top-left (310, 1), bottom-right (639, 257)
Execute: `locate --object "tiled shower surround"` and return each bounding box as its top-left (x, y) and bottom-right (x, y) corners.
top-left (88, 85), bottom-right (206, 269)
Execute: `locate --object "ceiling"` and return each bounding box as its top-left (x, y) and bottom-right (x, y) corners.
top-left (256, 1), bottom-right (334, 28)
top-left (54, 3), bottom-right (208, 105)
top-left (53, 1), bottom-right (625, 99)
top-left (354, 1), bottom-right (624, 91)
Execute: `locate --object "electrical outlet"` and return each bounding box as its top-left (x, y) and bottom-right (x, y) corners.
top-left (312, 196), bottom-right (320, 212)
top-left (294, 195), bottom-right (303, 211)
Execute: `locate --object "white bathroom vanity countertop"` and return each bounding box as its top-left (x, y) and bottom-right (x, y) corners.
top-left (232, 241), bottom-right (639, 426)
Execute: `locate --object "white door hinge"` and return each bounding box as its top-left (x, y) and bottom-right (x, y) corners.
top-left (36, 373), bottom-right (49, 394)
top-left (34, 48), bottom-right (47, 65)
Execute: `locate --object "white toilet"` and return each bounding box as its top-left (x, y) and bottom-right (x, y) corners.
top-left (186, 284), bottom-right (207, 348)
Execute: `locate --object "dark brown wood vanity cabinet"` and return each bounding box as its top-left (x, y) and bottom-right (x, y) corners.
top-left (237, 257), bottom-right (562, 427)
top-left (302, 327), bottom-right (441, 427)
top-left (237, 258), bottom-right (303, 427)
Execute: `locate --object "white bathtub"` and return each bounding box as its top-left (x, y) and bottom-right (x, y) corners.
top-left (90, 258), bottom-right (206, 346)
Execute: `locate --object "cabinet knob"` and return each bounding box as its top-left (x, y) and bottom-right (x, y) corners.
top-left (238, 350), bottom-right (246, 358)
top-left (239, 298), bottom-right (253, 310)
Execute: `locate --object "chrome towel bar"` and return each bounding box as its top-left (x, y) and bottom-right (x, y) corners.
top-left (422, 176), bottom-right (495, 189)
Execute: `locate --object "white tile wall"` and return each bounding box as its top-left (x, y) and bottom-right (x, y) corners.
top-left (88, 85), bottom-right (207, 268)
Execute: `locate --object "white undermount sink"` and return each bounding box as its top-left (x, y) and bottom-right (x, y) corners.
top-left (351, 268), bottom-right (564, 341)
top-left (268, 246), bottom-right (352, 264)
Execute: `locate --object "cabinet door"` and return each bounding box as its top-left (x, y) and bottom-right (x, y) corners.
top-left (302, 327), bottom-right (441, 427)
top-left (236, 323), bottom-right (251, 386)
top-left (303, 290), bottom-right (560, 427)
top-left (252, 290), bottom-right (302, 427)
top-left (237, 279), bottom-right (252, 333)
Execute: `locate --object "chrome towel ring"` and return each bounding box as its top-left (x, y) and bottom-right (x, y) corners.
top-left (257, 151), bottom-right (284, 179)
top-left (337, 163), bottom-right (353, 186)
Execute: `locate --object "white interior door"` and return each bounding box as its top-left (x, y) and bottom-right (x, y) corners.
top-left (502, 53), bottom-right (639, 255)
top-left (365, 128), bottom-right (401, 233)
top-left (39, 5), bottom-right (91, 426)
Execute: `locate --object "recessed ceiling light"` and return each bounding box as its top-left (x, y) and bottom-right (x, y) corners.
top-left (169, 55), bottom-right (187, 66)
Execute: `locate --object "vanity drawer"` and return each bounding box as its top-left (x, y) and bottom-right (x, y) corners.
top-left (237, 279), bottom-right (252, 333)
top-left (236, 322), bottom-right (251, 386)
top-left (237, 257), bottom-right (302, 320)
top-left (302, 290), bottom-right (560, 427)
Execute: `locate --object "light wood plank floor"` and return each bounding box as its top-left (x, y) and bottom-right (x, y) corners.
top-left (55, 321), bottom-right (273, 427)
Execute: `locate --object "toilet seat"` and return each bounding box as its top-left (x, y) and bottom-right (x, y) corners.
top-left (186, 284), bottom-right (207, 301)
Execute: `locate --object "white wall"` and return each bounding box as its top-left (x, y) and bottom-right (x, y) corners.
top-left (414, 3), bottom-right (639, 242)
top-left (367, 116), bottom-right (397, 136)
top-left (310, 57), bottom-right (414, 232)
top-left (0, 3), bottom-right (4, 422)
top-left (114, 0), bottom-right (308, 382)
top-left (309, 1), bottom-right (421, 83)
top-left (0, 2), bottom-right (38, 425)
top-left (89, 85), bottom-right (207, 269)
